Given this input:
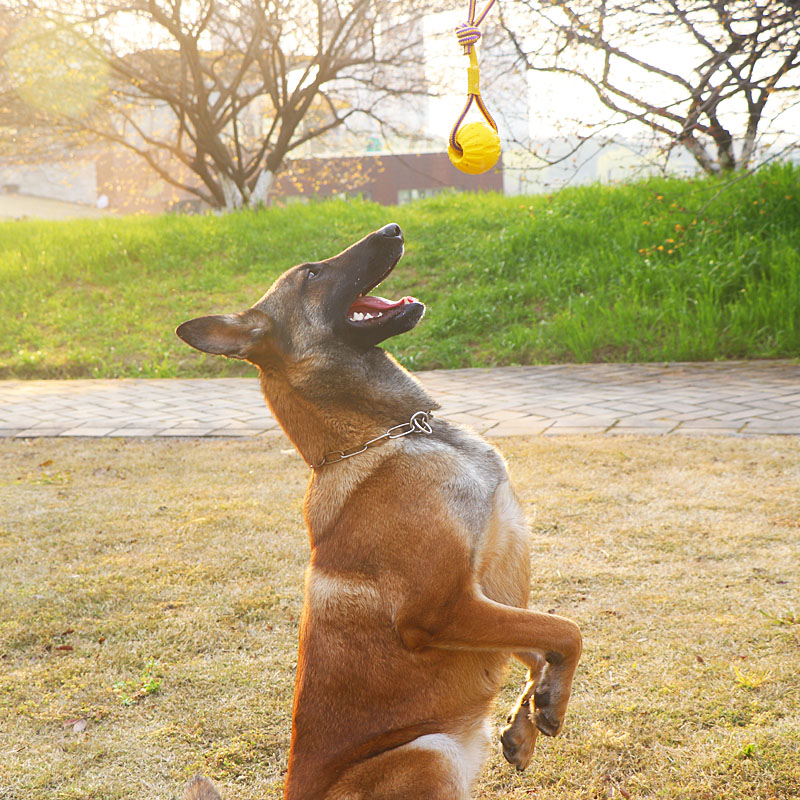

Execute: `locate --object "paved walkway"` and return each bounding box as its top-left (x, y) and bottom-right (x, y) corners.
top-left (1, 361), bottom-right (799, 439)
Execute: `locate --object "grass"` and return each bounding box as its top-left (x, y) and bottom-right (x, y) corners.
top-left (2, 434), bottom-right (799, 799)
top-left (1, 162), bottom-right (799, 378)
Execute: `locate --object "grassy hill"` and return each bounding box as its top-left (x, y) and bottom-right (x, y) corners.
top-left (1, 162), bottom-right (798, 379)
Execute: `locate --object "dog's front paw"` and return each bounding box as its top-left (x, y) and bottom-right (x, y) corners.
top-left (500, 699), bottom-right (539, 771)
top-left (532, 704), bottom-right (562, 737)
top-left (532, 673), bottom-right (568, 737)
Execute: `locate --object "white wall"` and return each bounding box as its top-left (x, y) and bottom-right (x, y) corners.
top-left (0, 158), bottom-right (98, 205)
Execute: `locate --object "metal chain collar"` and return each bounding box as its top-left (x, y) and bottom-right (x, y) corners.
top-left (311, 411), bottom-right (433, 470)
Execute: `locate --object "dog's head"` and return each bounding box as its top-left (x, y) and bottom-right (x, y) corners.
top-left (176, 223), bottom-right (425, 370)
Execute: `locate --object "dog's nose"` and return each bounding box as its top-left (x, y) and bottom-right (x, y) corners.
top-left (379, 223), bottom-right (402, 239)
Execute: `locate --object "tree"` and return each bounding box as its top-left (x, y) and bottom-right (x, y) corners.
top-left (1, 6), bottom-right (107, 163)
top-left (500, 0), bottom-right (800, 173)
top-left (3, 0), bottom-right (435, 209)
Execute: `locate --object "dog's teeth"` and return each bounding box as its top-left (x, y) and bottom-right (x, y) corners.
top-left (350, 310), bottom-right (384, 323)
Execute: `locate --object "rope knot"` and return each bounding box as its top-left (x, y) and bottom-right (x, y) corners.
top-left (455, 23), bottom-right (481, 50)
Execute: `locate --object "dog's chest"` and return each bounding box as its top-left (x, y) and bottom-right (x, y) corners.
top-left (303, 433), bottom-right (510, 564)
top-left (303, 448), bottom-right (386, 535)
top-left (304, 566), bottom-right (394, 621)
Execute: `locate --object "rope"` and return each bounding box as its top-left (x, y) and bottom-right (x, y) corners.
top-left (458, 0), bottom-right (497, 49)
top-left (455, 23), bottom-right (482, 50)
top-left (449, 0), bottom-right (498, 154)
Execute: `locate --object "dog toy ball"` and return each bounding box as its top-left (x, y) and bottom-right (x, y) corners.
top-left (448, 0), bottom-right (501, 175)
top-left (448, 121), bottom-right (501, 175)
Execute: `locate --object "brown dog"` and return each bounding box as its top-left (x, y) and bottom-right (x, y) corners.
top-left (176, 223), bottom-right (582, 799)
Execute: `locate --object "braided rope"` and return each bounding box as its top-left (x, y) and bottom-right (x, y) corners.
top-left (449, 96), bottom-right (475, 152)
top-left (472, 0), bottom-right (496, 28)
top-left (458, 0), bottom-right (496, 54)
top-left (449, 0), bottom-right (498, 154)
top-left (455, 23), bottom-right (481, 49)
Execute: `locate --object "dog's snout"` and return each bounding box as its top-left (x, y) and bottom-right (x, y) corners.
top-left (379, 223), bottom-right (402, 239)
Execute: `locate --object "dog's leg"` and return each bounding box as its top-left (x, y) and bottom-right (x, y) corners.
top-left (398, 592), bottom-right (582, 740)
top-left (500, 651), bottom-right (545, 770)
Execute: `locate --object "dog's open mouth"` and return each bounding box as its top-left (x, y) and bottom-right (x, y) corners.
top-left (340, 224), bottom-right (425, 346)
top-left (345, 241), bottom-right (424, 331)
top-left (347, 294), bottom-right (419, 325)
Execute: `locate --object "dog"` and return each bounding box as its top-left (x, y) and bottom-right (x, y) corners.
top-left (176, 223), bottom-right (582, 799)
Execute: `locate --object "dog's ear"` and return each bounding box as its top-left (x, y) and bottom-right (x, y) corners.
top-left (176, 308), bottom-right (272, 359)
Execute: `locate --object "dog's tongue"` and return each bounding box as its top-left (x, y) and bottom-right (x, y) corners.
top-left (349, 295), bottom-right (418, 314)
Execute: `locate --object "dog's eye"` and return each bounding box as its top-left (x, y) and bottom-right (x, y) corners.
top-left (306, 266), bottom-right (320, 280)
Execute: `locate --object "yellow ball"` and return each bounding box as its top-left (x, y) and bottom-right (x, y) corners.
top-left (448, 122), bottom-right (501, 175)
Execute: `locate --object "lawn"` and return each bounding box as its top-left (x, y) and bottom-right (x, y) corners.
top-left (2, 162), bottom-right (799, 378)
top-left (2, 434), bottom-right (798, 799)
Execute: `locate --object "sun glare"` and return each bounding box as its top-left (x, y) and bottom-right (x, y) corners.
top-left (4, 17), bottom-right (109, 118)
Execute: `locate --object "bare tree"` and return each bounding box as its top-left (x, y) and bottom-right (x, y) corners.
top-left (2, 0), bottom-right (436, 209)
top-left (501, 0), bottom-right (800, 173)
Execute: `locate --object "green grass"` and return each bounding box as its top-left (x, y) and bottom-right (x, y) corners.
top-left (2, 162), bottom-right (799, 378)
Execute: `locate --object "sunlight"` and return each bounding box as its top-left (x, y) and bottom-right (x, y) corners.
top-left (4, 16), bottom-right (109, 118)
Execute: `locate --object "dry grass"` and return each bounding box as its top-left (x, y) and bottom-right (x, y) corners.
top-left (1, 435), bottom-right (798, 800)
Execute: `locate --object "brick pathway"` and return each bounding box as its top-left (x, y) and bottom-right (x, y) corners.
top-left (1, 361), bottom-right (799, 439)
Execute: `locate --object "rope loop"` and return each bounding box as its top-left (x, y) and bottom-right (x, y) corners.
top-left (448, 0), bottom-right (500, 168)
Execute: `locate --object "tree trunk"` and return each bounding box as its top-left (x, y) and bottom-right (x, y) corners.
top-left (678, 133), bottom-right (718, 174)
top-left (250, 169), bottom-right (274, 207)
top-left (710, 124), bottom-right (737, 172)
top-left (739, 103), bottom-right (765, 171)
top-left (218, 173), bottom-right (244, 211)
